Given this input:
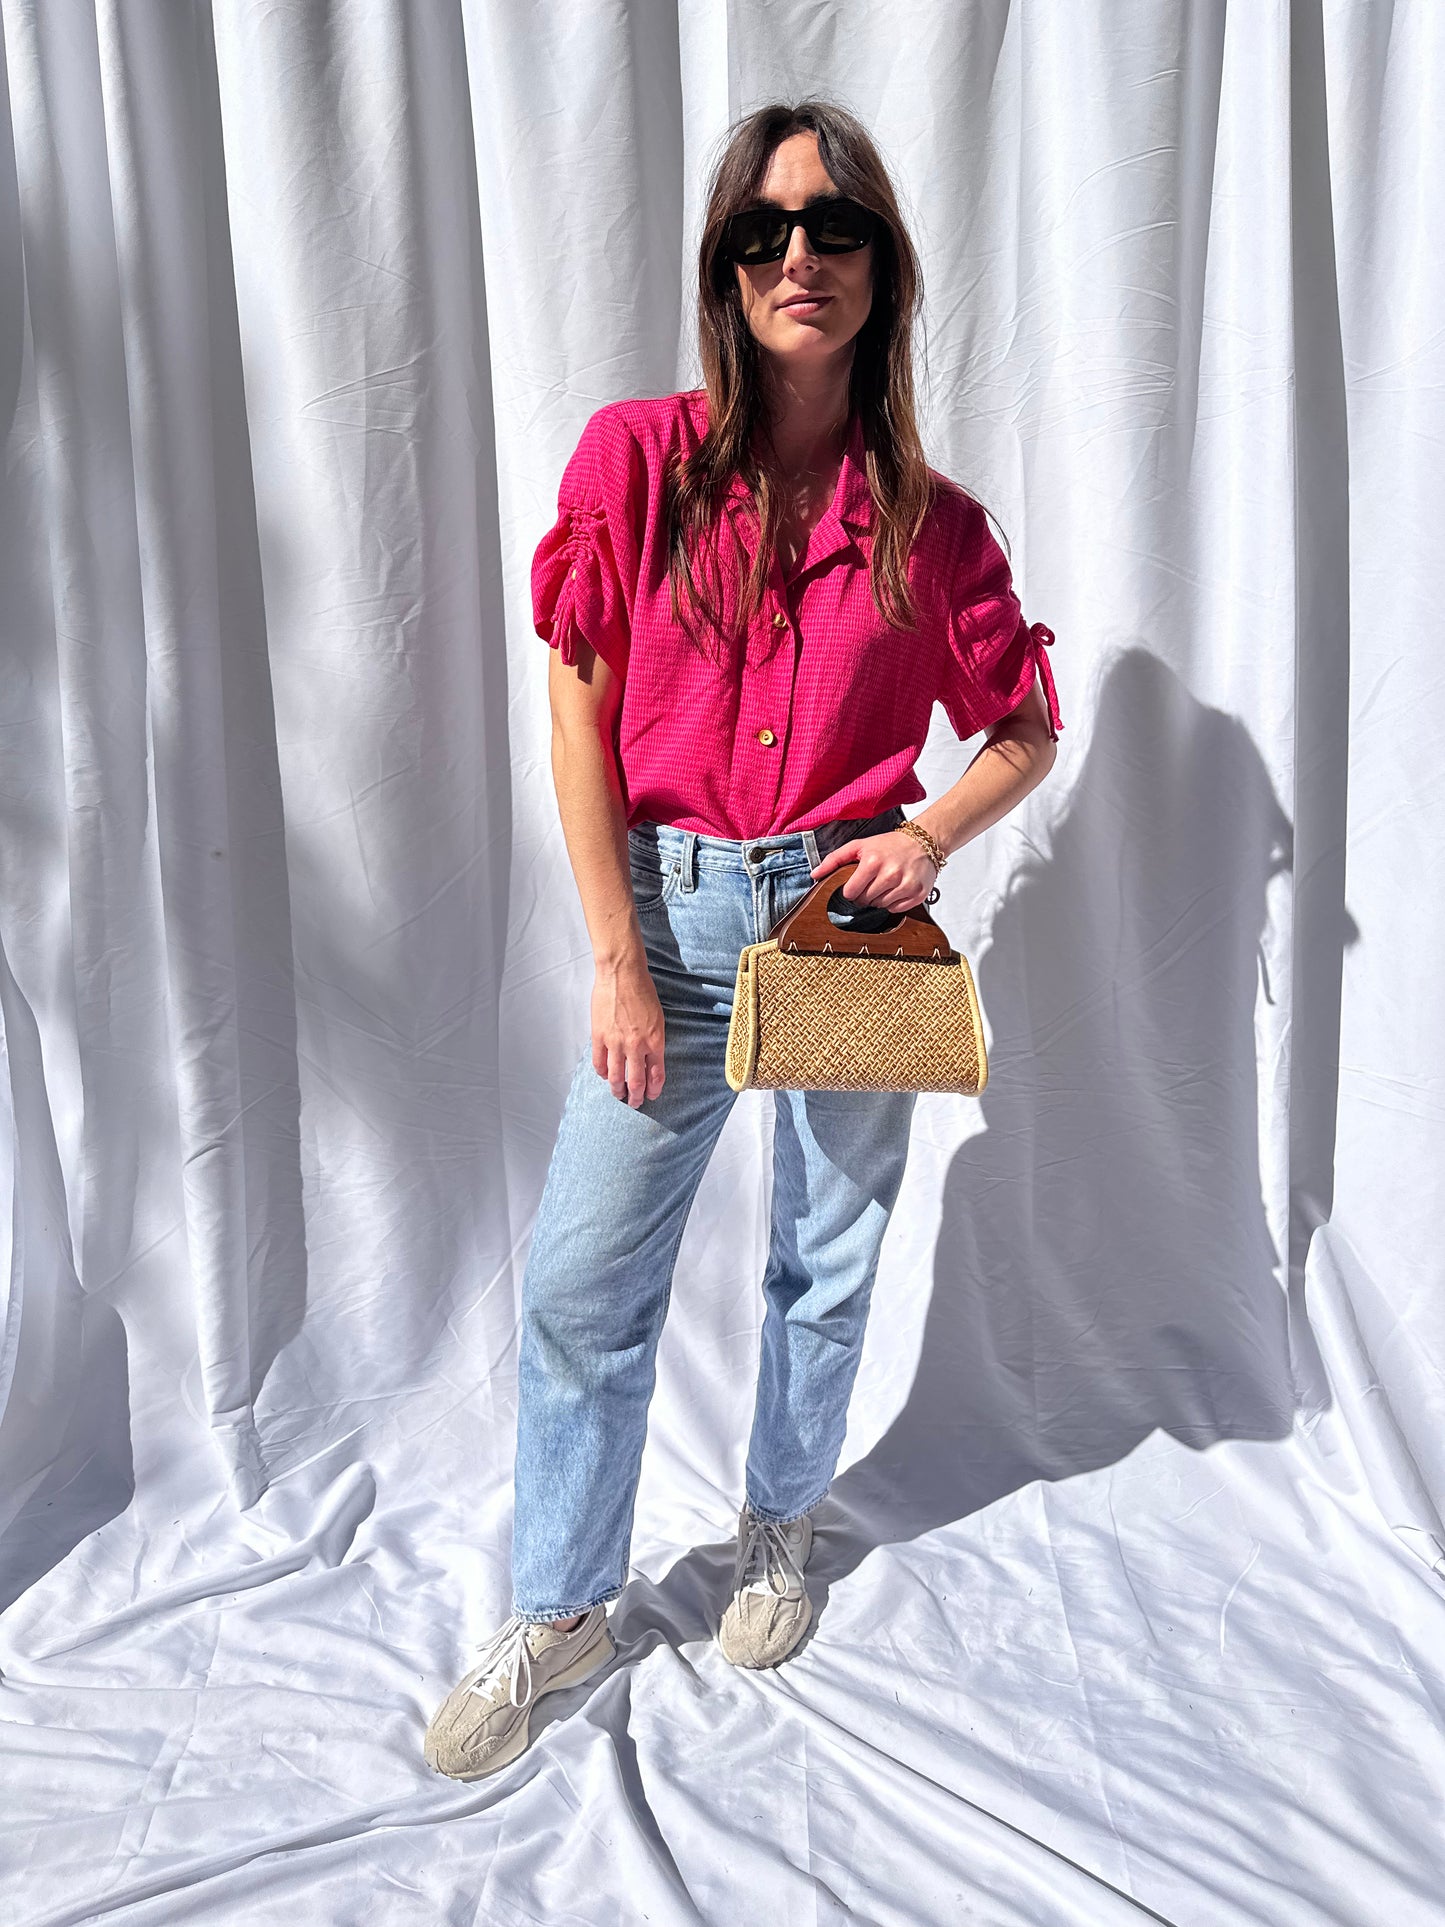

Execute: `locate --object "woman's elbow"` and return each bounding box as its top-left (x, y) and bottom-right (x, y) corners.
top-left (988, 684), bottom-right (1057, 781)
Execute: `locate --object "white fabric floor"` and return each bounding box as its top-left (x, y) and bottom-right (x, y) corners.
top-left (1, 4), bottom-right (1443, 1922)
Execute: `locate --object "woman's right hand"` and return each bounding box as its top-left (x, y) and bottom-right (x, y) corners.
top-left (591, 955), bottom-right (666, 1106)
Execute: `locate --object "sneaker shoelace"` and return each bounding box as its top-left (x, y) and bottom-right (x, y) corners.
top-left (736, 1511), bottom-right (807, 1599)
top-left (466, 1613), bottom-right (556, 1710)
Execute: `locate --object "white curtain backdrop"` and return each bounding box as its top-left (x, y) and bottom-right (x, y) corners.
top-left (2, 2), bottom-right (1442, 1921)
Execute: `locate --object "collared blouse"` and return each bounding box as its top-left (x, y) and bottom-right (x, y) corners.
top-left (531, 388), bottom-right (1062, 840)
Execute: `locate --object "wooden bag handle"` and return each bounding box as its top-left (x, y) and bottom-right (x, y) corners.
top-left (769, 861), bottom-right (958, 961)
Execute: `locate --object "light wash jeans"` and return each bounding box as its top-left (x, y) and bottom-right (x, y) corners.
top-left (510, 805), bottom-right (918, 1622)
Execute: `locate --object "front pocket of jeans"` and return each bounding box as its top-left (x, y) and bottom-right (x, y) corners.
top-left (628, 850), bottom-right (680, 911)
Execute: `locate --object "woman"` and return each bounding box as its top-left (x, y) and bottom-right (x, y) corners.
top-left (425, 98), bottom-right (1062, 1781)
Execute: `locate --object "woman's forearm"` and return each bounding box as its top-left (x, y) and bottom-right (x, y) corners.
top-left (548, 653), bottom-right (647, 974)
top-left (911, 681), bottom-right (1058, 859)
top-left (548, 645), bottom-right (668, 1108)
top-left (551, 726), bottom-right (647, 972)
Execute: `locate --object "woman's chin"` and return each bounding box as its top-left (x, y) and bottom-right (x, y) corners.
top-left (760, 327), bottom-right (852, 365)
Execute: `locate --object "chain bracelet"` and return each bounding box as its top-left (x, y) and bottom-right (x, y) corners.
top-left (897, 816), bottom-right (947, 874)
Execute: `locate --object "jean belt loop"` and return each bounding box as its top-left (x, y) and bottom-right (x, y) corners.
top-left (801, 827), bottom-right (821, 873)
top-left (681, 829), bottom-right (698, 891)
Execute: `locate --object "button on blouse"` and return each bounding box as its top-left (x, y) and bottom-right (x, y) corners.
top-left (531, 389), bottom-right (1062, 840)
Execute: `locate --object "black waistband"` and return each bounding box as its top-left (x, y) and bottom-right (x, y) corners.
top-left (808, 804), bottom-right (907, 857)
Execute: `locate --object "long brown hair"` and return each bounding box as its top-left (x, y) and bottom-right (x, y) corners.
top-left (666, 99), bottom-right (935, 653)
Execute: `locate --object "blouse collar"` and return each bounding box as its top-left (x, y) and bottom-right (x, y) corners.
top-left (833, 413), bottom-right (874, 532)
top-left (722, 412), bottom-right (874, 573)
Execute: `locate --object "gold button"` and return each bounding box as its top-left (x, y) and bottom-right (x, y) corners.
top-left (773, 610), bottom-right (787, 627)
top-left (570, 568), bottom-right (577, 578)
top-left (757, 727), bottom-right (776, 746)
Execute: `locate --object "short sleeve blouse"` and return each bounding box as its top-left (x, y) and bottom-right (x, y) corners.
top-left (530, 407), bottom-right (642, 684)
top-left (531, 390), bottom-right (1061, 840)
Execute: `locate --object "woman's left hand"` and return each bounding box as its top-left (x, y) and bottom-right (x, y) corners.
top-left (808, 829), bottom-right (939, 912)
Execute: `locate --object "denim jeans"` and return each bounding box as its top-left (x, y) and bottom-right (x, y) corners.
top-left (510, 804), bottom-right (917, 1622)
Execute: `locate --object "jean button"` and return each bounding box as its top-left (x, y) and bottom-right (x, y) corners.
top-left (746, 845), bottom-right (767, 864)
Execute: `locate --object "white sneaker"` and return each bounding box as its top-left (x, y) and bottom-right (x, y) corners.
top-left (424, 1604), bottom-right (614, 1780)
top-left (718, 1501), bottom-right (814, 1668)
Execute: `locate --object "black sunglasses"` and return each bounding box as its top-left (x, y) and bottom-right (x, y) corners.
top-left (723, 195), bottom-right (877, 266)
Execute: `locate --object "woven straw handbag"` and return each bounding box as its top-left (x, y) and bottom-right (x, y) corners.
top-left (724, 861), bottom-right (988, 1095)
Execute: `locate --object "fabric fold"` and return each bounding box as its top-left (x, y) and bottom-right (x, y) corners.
top-left (531, 502), bottom-right (630, 680)
top-left (1027, 620), bottom-right (1064, 740)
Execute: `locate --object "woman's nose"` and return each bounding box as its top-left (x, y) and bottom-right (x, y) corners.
top-left (782, 219), bottom-right (819, 273)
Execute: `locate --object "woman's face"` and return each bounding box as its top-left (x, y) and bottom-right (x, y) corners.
top-left (733, 132), bottom-right (874, 371)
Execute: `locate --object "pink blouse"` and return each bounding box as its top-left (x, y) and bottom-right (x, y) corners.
top-left (531, 389), bottom-right (1062, 839)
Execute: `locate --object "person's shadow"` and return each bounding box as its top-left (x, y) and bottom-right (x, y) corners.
top-left (612, 647), bottom-right (1339, 1657)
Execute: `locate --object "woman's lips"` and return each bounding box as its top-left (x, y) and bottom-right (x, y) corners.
top-left (778, 293), bottom-right (833, 318)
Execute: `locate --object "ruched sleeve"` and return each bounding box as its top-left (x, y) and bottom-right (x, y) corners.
top-left (938, 501), bottom-right (1063, 742)
top-left (531, 405), bottom-right (643, 681)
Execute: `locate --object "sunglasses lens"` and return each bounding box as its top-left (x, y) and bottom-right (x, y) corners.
top-left (812, 200), bottom-right (875, 251)
top-left (730, 212), bottom-right (789, 263)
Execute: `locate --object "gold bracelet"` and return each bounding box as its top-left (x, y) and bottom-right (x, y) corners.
top-left (896, 816), bottom-right (947, 872)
